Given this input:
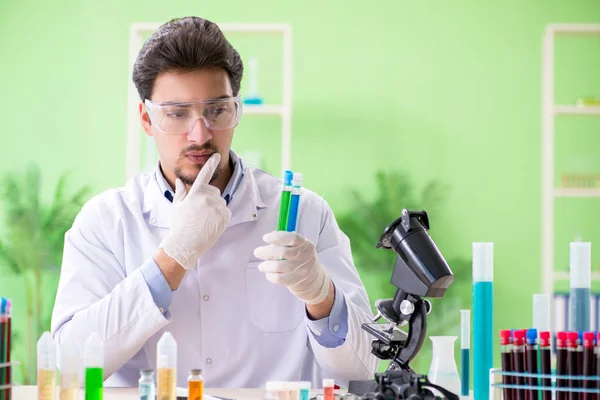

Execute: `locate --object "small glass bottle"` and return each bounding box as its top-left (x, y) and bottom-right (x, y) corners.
top-left (188, 369), bottom-right (203, 400)
top-left (139, 369), bottom-right (155, 400)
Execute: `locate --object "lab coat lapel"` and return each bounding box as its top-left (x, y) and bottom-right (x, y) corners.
top-left (226, 166), bottom-right (267, 228)
top-left (142, 165), bottom-right (266, 229)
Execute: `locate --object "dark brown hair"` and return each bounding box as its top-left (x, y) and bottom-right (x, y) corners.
top-left (132, 16), bottom-right (244, 101)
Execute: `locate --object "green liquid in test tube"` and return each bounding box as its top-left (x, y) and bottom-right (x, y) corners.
top-left (85, 332), bottom-right (104, 400)
top-left (276, 170), bottom-right (294, 231)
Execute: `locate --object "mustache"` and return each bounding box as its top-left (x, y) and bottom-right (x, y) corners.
top-left (180, 143), bottom-right (218, 156)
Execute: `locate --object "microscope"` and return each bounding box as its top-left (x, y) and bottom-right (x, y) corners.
top-left (347, 209), bottom-right (460, 400)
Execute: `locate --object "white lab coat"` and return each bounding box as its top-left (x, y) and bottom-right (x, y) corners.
top-left (51, 163), bottom-right (379, 388)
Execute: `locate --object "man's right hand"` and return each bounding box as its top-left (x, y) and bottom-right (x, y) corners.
top-left (157, 152), bottom-right (232, 275)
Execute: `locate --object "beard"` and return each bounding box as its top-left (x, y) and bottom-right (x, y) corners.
top-left (173, 145), bottom-right (222, 186)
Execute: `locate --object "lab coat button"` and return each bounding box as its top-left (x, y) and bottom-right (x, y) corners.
top-left (150, 218), bottom-right (157, 224)
top-left (252, 212), bottom-right (258, 220)
top-left (333, 324), bottom-right (339, 332)
top-left (206, 358), bottom-right (212, 364)
top-left (203, 295), bottom-right (209, 301)
top-left (158, 307), bottom-right (165, 313)
top-left (314, 329), bottom-right (322, 336)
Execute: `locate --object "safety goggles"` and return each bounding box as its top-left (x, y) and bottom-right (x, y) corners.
top-left (145, 96), bottom-right (242, 134)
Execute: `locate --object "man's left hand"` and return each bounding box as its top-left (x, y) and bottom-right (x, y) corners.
top-left (254, 231), bottom-right (331, 306)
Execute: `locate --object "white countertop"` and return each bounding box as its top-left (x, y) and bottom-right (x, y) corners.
top-left (10, 386), bottom-right (269, 400)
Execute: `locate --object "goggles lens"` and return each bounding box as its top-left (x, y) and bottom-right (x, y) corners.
top-left (145, 96), bottom-right (242, 134)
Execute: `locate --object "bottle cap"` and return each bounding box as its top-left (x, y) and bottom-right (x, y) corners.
top-left (299, 381), bottom-right (311, 390)
top-left (323, 379), bottom-right (335, 387)
top-left (526, 328), bottom-right (538, 343)
top-left (283, 170), bottom-right (293, 186)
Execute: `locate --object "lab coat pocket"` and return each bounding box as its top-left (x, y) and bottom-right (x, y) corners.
top-left (245, 262), bottom-right (305, 333)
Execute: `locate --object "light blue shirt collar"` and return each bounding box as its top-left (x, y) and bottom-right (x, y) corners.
top-left (154, 150), bottom-right (244, 205)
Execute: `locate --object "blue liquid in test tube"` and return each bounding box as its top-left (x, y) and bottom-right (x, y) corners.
top-left (460, 309), bottom-right (470, 397)
top-left (570, 242), bottom-right (591, 332)
top-left (472, 242), bottom-right (493, 400)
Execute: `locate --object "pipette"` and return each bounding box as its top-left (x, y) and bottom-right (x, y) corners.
top-left (59, 340), bottom-right (79, 400)
top-left (84, 333), bottom-right (104, 400)
top-left (157, 332), bottom-right (177, 400)
top-left (37, 331), bottom-right (57, 400)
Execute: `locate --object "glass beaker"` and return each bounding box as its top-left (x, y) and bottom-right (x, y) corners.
top-left (428, 336), bottom-right (461, 396)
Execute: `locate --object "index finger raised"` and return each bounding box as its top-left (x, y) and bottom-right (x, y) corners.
top-left (190, 152), bottom-right (221, 191)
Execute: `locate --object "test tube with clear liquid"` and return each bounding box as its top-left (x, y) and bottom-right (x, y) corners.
top-left (157, 332), bottom-right (177, 400)
top-left (59, 341), bottom-right (79, 400)
top-left (570, 242), bottom-right (591, 332)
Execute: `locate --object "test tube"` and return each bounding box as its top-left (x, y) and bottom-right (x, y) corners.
top-left (276, 170), bottom-right (293, 231)
top-left (539, 331), bottom-right (552, 400)
top-left (188, 369), bottom-right (203, 400)
top-left (138, 369), bottom-right (155, 400)
top-left (583, 332), bottom-right (595, 400)
top-left (568, 332), bottom-right (579, 400)
top-left (500, 330), bottom-right (514, 400)
top-left (157, 332), bottom-right (177, 400)
top-left (460, 309), bottom-right (470, 398)
top-left (323, 379), bottom-right (334, 400)
top-left (533, 294), bottom-right (551, 332)
top-left (570, 242), bottom-right (591, 332)
top-left (525, 329), bottom-right (539, 400)
top-left (472, 242), bottom-right (494, 400)
top-left (299, 382), bottom-right (311, 400)
top-left (37, 331), bottom-right (57, 400)
top-left (285, 173), bottom-right (303, 232)
top-left (265, 381), bottom-right (280, 400)
top-left (289, 382), bottom-right (300, 400)
top-left (556, 332), bottom-right (568, 400)
top-left (84, 332), bottom-right (104, 400)
top-left (59, 341), bottom-right (79, 400)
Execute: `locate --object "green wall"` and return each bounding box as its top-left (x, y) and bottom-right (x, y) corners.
top-left (1, 0), bottom-right (600, 386)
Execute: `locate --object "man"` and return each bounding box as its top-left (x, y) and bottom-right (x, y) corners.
top-left (51, 16), bottom-right (379, 388)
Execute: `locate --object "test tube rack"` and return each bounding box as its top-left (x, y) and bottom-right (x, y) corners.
top-left (0, 361), bottom-right (19, 396)
top-left (489, 368), bottom-right (600, 399)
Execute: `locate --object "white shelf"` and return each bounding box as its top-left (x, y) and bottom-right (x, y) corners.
top-left (243, 104), bottom-right (288, 115)
top-left (554, 271), bottom-right (600, 281)
top-left (554, 188), bottom-right (600, 197)
top-left (554, 105), bottom-right (600, 116)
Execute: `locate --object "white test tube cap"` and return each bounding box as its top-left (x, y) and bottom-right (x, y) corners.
top-left (299, 381), bottom-right (311, 390)
top-left (157, 331), bottom-right (177, 368)
top-left (266, 381), bottom-right (280, 392)
top-left (570, 242), bottom-right (591, 288)
top-left (323, 379), bottom-right (335, 387)
top-left (84, 332), bottom-right (104, 368)
top-left (533, 294), bottom-right (551, 332)
top-left (292, 172), bottom-right (303, 187)
top-left (472, 242), bottom-right (494, 282)
top-left (460, 310), bottom-right (470, 349)
top-left (37, 331), bottom-right (57, 370)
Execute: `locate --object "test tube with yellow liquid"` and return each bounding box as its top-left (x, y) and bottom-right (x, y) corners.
top-left (157, 332), bottom-right (177, 400)
top-left (59, 341), bottom-right (79, 400)
top-left (37, 331), bottom-right (57, 400)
